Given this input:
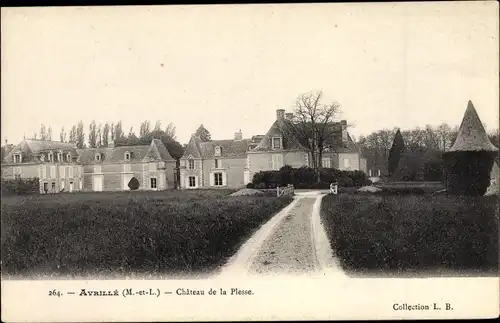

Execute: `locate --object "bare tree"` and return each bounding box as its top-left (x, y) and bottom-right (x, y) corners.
top-left (60, 126), bottom-right (67, 142)
top-left (280, 91), bottom-right (342, 183)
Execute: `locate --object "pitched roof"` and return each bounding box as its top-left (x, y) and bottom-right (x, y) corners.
top-left (182, 135), bottom-right (203, 159)
top-left (3, 139), bottom-right (78, 162)
top-left (76, 140), bottom-right (174, 164)
top-left (336, 133), bottom-right (362, 154)
top-left (448, 100), bottom-right (498, 152)
top-left (252, 120), bottom-right (307, 151)
top-left (198, 139), bottom-right (251, 158)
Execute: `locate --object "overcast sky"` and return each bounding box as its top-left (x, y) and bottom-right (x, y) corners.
top-left (1, 2), bottom-right (498, 146)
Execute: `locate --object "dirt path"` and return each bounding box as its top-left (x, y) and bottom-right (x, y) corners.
top-left (249, 197), bottom-right (317, 275)
top-left (219, 192), bottom-right (345, 277)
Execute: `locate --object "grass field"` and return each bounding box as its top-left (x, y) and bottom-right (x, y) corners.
top-left (321, 193), bottom-right (499, 277)
top-left (1, 189), bottom-right (293, 279)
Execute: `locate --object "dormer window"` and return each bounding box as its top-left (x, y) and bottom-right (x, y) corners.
top-left (124, 151), bottom-right (131, 161)
top-left (48, 152), bottom-right (54, 163)
top-left (272, 137), bottom-right (282, 149)
top-left (57, 152), bottom-right (63, 162)
top-left (214, 146), bottom-right (221, 157)
top-left (95, 153), bottom-right (102, 161)
top-left (66, 153), bottom-right (71, 162)
top-left (13, 154), bottom-right (22, 163)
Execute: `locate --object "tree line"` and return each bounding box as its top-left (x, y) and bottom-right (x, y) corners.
top-left (357, 125), bottom-right (499, 176)
top-left (32, 120), bottom-right (184, 160)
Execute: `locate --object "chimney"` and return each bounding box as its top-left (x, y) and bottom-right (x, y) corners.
top-left (4, 139), bottom-right (10, 156)
top-left (285, 113), bottom-right (294, 120)
top-left (234, 129), bottom-right (243, 141)
top-left (341, 120), bottom-right (348, 142)
top-left (276, 109), bottom-right (285, 121)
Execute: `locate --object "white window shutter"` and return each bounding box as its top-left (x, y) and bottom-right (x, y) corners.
top-left (222, 172), bottom-right (227, 186)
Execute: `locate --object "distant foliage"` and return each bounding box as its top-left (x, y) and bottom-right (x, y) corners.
top-left (195, 124), bottom-right (212, 142)
top-left (1, 178), bottom-right (40, 196)
top-left (443, 151), bottom-right (494, 196)
top-left (251, 166), bottom-right (369, 189)
top-left (128, 177), bottom-right (140, 190)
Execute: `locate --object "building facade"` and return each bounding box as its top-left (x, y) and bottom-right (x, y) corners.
top-left (1, 138), bottom-right (176, 193)
top-left (180, 109), bottom-right (367, 189)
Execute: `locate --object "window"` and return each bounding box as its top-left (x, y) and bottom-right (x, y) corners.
top-left (272, 137), bottom-right (282, 149)
top-left (43, 182), bottom-right (48, 193)
top-left (14, 167), bottom-right (21, 179)
top-left (41, 166), bottom-right (47, 178)
top-left (189, 176), bottom-right (196, 187)
top-left (95, 153), bottom-right (101, 161)
top-left (14, 154), bottom-right (21, 163)
top-left (188, 159), bottom-right (195, 170)
top-left (59, 166), bottom-right (65, 178)
top-left (322, 157), bottom-right (331, 168)
top-left (272, 154), bottom-right (283, 170)
top-left (48, 153), bottom-right (54, 163)
top-left (149, 162), bottom-right (157, 172)
top-left (214, 159), bottom-right (219, 168)
top-left (343, 158), bottom-right (350, 168)
top-left (51, 182), bottom-right (56, 192)
top-left (125, 152), bottom-right (131, 161)
top-left (123, 163), bottom-right (131, 172)
top-left (150, 178), bottom-right (157, 189)
top-left (66, 154), bottom-right (71, 162)
top-left (94, 165), bottom-right (101, 173)
top-left (68, 166), bottom-right (73, 178)
top-left (214, 146), bottom-right (221, 157)
top-left (214, 173), bottom-right (223, 186)
top-left (61, 180), bottom-right (65, 190)
top-left (58, 153), bottom-right (63, 162)
top-left (50, 166), bottom-right (56, 178)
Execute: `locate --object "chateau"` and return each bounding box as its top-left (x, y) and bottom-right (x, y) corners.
top-left (2, 109), bottom-right (366, 192)
top-left (179, 109), bottom-right (366, 189)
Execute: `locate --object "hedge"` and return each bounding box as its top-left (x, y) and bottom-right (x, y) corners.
top-left (443, 151), bottom-right (494, 196)
top-left (1, 178), bottom-right (40, 196)
top-left (251, 166), bottom-right (371, 189)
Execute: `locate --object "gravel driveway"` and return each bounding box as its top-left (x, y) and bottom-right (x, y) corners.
top-left (248, 197), bottom-right (318, 275)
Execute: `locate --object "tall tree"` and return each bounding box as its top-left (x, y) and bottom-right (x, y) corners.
top-left (153, 120), bottom-right (162, 132)
top-left (47, 126), bottom-right (52, 141)
top-left (114, 121), bottom-right (126, 146)
top-left (102, 123), bottom-right (110, 147)
top-left (59, 126), bottom-right (67, 142)
top-left (69, 125), bottom-right (77, 143)
top-left (39, 124), bottom-right (47, 140)
top-left (110, 123), bottom-right (115, 142)
top-left (195, 124), bottom-right (211, 142)
top-left (140, 120), bottom-right (151, 137)
top-left (165, 122), bottom-right (177, 140)
top-left (127, 126), bottom-right (139, 146)
top-left (32, 132), bottom-right (38, 140)
top-left (76, 121), bottom-right (85, 149)
top-left (280, 90), bottom-right (342, 183)
top-left (88, 120), bottom-right (97, 148)
top-left (388, 129), bottom-right (405, 177)
top-left (96, 124), bottom-right (102, 147)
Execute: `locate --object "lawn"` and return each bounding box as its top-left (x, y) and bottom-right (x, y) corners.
top-left (1, 189), bottom-right (293, 279)
top-left (320, 193), bottom-right (499, 277)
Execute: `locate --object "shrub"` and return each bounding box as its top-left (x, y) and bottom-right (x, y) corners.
top-left (1, 178), bottom-right (40, 196)
top-left (128, 177), bottom-right (140, 190)
top-left (255, 182), bottom-right (266, 189)
top-left (246, 182), bottom-right (255, 189)
top-left (443, 151), bottom-right (494, 196)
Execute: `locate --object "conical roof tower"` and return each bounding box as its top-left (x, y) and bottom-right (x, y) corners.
top-left (448, 100), bottom-right (498, 152)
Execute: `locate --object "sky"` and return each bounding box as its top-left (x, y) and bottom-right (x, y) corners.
top-left (1, 2), bottom-right (498, 146)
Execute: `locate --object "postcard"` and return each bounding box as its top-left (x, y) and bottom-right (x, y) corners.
top-left (1, 2), bottom-right (499, 322)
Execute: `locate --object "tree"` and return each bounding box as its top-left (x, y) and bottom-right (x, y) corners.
top-left (139, 120), bottom-right (150, 137)
top-left (96, 124), bottom-right (102, 147)
top-left (128, 177), bottom-right (140, 190)
top-left (88, 120), bottom-right (97, 148)
top-left (195, 124), bottom-right (211, 142)
top-left (39, 124), bottom-right (47, 140)
top-left (279, 90), bottom-right (342, 183)
top-left (32, 133), bottom-right (37, 140)
top-left (114, 121), bottom-right (126, 146)
top-left (153, 120), bottom-right (162, 132)
top-left (388, 129), bottom-right (405, 177)
top-left (165, 122), bottom-right (177, 140)
top-left (127, 127), bottom-right (140, 146)
top-left (68, 125), bottom-right (77, 143)
top-left (76, 121), bottom-right (85, 149)
top-left (47, 126), bottom-right (52, 141)
top-left (60, 127), bottom-right (67, 143)
top-left (102, 123), bottom-right (110, 147)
